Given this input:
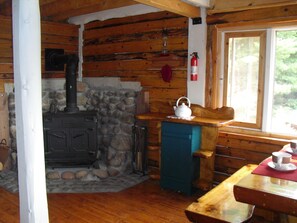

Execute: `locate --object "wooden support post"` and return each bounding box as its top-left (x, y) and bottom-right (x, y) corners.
top-left (12, 1), bottom-right (49, 222)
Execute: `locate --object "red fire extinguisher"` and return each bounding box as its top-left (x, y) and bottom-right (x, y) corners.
top-left (190, 52), bottom-right (199, 81)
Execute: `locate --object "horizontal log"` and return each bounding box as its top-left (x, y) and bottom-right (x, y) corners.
top-left (0, 63), bottom-right (13, 73)
top-left (41, 34), bottom-right (78, 45)
top-left (41, 21), bottom-right (78, 37)
top-left (207, 4), bottom-right (297, 25)
top-left (147, 100), bottom-right (174, 113)
top-left (219, 131), bottom-right (288, 146)
top-left (83, 37), bottom-right (188, 56)
top-left (215, 154), bottom-right (250, 171)
top-left (0, 33), bottom-right (12, 39)
top-left (0, 17), bottom-right (11, 33)
top-left (84, 59), bottom-right (187, 71)
top-left (138, 76), bottom-right (187, 89)
top-left (209, 0), bottom-right (297, 15)
top-left (85, 50), bottom-right (187, 60)
top-left (0, 58), bottom-right (12, 63)
top-left (0, 39), bottom-right (12, 49)
top-left (0, 49), bottom-right (12, 58)
top-left (148, 88), bottom-right (186, 101)
top-left (84, 50), bottom-right (187, 64)
top-left (83, 60), bottom-right (150, 71)
top-left (217, 137), bottom-right (284, 153)
top-left (216, 145), bottom-right (269, 163)
top-left (85, 29), bottom-right (188, 47)
top-left (147, 149), bottom-right (160, 163)
top-left (84, 17), bottom-right (188, 40)
top-left (85, 11), bottom-right (180, 30)
top-left (83, 70), bottom-right (187, 85)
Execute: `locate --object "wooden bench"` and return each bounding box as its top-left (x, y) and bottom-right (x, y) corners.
top-left (185, 164), bottom-right (257, 223)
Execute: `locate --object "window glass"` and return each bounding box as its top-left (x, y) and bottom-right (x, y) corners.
top-left (271, 29), bottom-right (297, 135)
top-left (226, 36), bottom-right (260, 124)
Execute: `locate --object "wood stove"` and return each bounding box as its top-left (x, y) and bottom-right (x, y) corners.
top-left (43, 111), bottom-right (98, 167)
top-left (43, 50), bottom-right (98, 167)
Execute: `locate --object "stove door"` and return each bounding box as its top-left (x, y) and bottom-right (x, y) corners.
top-left (43, 112), bottom-right (98, 167)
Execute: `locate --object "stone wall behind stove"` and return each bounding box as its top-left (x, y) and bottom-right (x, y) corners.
top-left (7, 77), bottom-right (142, 177)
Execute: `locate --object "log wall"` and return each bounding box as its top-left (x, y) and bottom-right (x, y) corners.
top-left (83, 11), bottom-right (188, 109)
top-left (215, 132), bottom-right (288, 183)
top-left (0, 16), bottom-right (78, 92)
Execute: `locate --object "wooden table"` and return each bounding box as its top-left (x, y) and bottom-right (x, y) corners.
top-left (185, 164), bottom-right (256, 223)
top-left (233, 167), bottom-right (297, 217)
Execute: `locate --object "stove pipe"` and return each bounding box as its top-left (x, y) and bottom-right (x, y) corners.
top-left (50, 53), bottom-right (79, 113)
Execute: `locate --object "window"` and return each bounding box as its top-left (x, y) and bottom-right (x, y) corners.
top-left (219, 27), bottom-right (297, 137)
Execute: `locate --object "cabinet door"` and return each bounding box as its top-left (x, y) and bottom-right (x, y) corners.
top-left (160, 122), bottom-right (201, 195)
top-left (161, 132), bottom-right (192, 181)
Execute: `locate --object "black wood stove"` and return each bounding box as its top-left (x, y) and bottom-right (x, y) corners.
top-left (43, 50), bottom-right (98, 167)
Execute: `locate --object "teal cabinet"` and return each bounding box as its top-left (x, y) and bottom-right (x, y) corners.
top-left (160, 121), bottom-right (201, 195)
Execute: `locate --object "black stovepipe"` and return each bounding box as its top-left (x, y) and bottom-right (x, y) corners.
top-left (50, 53), bottom-right (79, 113)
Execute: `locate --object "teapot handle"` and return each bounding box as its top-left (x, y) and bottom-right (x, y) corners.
top-left (176, 96), bottom-right (191, 107)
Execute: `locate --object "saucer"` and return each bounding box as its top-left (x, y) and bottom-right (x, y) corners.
top-left (285, 147), bottom-right (297, 154)
top-left (268, 161), bottom-right (297, 172)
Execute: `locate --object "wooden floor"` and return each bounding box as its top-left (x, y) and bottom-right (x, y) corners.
top-left (0, 179), bottom-right (200, 223)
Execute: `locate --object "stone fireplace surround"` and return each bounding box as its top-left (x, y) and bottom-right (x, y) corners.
top-left (7, 77), bottom-right (142, 181)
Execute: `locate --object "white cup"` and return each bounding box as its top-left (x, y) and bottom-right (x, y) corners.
top-left (290, 140), bottom-right (297, 153)
top-left (272, 152), bottom-right (291, 169)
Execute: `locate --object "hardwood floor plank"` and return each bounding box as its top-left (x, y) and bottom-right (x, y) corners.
top-left (0, 191), bottom-right (19, 223)
top-left (0, 179), bottom-right (198, 223)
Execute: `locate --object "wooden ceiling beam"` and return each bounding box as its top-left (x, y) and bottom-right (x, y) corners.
top-left (133, 0), bottom-right (200, 18)
top-left (208, 0), bottom-right (297, 15)
top-left (40, 0), bottom-right (137, 22)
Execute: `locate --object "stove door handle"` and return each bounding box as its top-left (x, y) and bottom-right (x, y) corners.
top-left (73, 133), bottom-right (84, 138)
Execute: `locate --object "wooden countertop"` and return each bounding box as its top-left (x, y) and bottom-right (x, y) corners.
top-left (136, 112), bottom-right (233, 127)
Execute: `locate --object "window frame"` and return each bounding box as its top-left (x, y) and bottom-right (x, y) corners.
top-left (213, 20), bottom-right (297, 139)
top-left (223, 31), bottom-right (266, 130)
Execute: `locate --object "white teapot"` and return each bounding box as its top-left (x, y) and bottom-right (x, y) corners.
top-left (174, 97), bottom-right (192, 118)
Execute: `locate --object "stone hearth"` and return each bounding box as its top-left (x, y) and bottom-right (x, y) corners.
top-left (7, 77), bottom-right (142, 180)
top-left (0, 169), bottom-right (149, 193)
